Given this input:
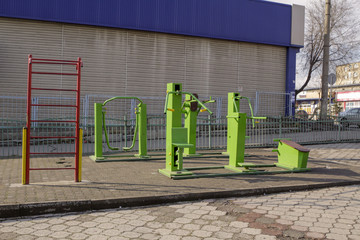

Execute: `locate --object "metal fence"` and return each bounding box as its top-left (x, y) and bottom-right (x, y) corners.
top-left (1, 94), bottom-right (360, 158)
top-left (255, 91), bottom-right (292, 116)
top-left (2, 115), bottom-right (360, 158)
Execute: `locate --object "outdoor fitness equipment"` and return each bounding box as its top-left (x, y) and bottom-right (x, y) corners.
top-left (223, 92), bottom-right (311, 173)
top-left (90, 97), bottom-right (149, 162)
top-left (22, 55), bottom-right (83, 184)
top-left (170, 92), bottom-right (310, 180)
top-left (158, 83), bottom-right (214, 178)
top-left (183, 93), bottom-right (215, 157)
top-left (224, 92), bottom-right (267, 172)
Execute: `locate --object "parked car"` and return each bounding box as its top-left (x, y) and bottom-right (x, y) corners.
top-left (338, 108), bottom-right (360, 127)
top-left (295, 110), bottom-right (309, 120)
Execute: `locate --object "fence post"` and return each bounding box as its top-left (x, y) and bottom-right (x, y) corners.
top-left (337, 121), bottom-right (341, 142)
top-left (216, 97), bottom-right (223, 118)
top-left (32, 97), bottom-right (38, 127)
top-left (83, 95), bottom-right (89, 129)
top-left (288, 93), bottom-right (292, 117)
top-left (279, 117), bottom-right (282, 139)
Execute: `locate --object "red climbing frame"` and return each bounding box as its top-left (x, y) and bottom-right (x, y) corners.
top-left (25, 55), bottom-right (82, 184)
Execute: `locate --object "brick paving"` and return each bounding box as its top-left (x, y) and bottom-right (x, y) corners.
top-left (0, 142), bottom-right (360, 238)
top-left (1, 184), bottom-right (359, 239)
top-left (0, 143), bottom-right (359, 207)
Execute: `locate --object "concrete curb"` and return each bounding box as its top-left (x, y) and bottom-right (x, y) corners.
top-left (1, 180), bottom-right (360, 219)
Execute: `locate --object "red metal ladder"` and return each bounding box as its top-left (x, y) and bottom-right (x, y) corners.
top-left (23, 55), bottom-right (83, 184)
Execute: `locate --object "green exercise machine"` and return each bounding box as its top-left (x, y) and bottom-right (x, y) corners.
top-left (223, 92), bottom-right (310, 173)
top-left (223, 92), bottom-right (267, 171)
top-left (165, 91), bottom-right (311, 180)
top-left (90, 97), bottom-right (150, 162)
top-left (158, 83), bottom-right (215, 178)
top-left (183, 93), bottom-right (215, 157)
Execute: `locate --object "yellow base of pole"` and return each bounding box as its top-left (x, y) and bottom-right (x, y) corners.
top-left (22, 128), bottom-right (27, 185)
top-left (78, 128), bottom-right (83, 182)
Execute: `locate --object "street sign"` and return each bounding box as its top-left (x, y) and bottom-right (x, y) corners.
top-left (328, 73), bottom-right (336, 85)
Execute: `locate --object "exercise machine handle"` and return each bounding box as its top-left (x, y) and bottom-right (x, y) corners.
top-left (248, 117), bottom-right (267, 120)
top-left (234, 96), bottom-right (266, 127)
top-left (101, 96), bottom-right (143, 151)
top-left (202, 96), bottom-right (216, 104)
top-left (103, 96), bottom-right (143, 106)
top-left (164, 91), bottom-right (213, 115)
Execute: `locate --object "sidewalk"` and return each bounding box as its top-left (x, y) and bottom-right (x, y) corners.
top-left (1, 143), bottom-right (360, 218)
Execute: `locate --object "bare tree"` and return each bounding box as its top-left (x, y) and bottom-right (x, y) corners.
top-left (296, 0), bottom-right (360, 98)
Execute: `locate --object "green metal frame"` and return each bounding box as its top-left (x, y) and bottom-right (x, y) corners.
top-left (161, 91), bottom-right (311, 180)
top-left (90, 96), bottom-right (150, 162)
top-left (223, 93), bottom-right (310, 174)
top-left (224, 93), bottom-right (267, 172)
top-left (159, 83), bottom-right (214, 178)
top-left (183, 94), bottom-right (215, 157)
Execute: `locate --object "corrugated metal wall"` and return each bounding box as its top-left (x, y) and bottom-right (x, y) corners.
top-left (0, 17), bottom-right (286, 114)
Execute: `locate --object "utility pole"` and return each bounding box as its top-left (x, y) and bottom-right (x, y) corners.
top-left (320, 0), bottom-right (331, 120)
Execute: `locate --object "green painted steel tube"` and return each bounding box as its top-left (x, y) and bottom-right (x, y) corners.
top-left (228, 112), bottom-right (247, 167)
top-left (238, 96), bottom-right (254, 117)
top-left (184, 99), bottom-right (198, 155)
top-left (94, 103), bottom-right (104, 157)
top-left (164, 91), bottom-right (213, 115)
top-left (183, 95), bottom-right (215, 156)
top-left (101, 96), bottom-right (144, 152)
top-left (234, 96), bottom-right (266, 127)
top-left (224, 93), bottom-right (239, 155)
top-left (123, 110), bottom-right (139, 151)
top-left (103, 96), bottom-right (143, 106)
top-left (102, 111), bottom-right (119, 151)
top-left (137, 103), bottom-right (148, 156)
top-left (165, 84), bottom-right (183, 172)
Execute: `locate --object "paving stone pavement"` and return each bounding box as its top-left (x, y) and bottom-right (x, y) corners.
top-left (1, 184), bottom-right (360, 240)
top-left (306, 143), bottom-right (360, 167)
top-left (1, 143), bottom-right (360, 208)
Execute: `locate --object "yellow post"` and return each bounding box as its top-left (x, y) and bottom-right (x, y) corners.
top-left (22, 128), bottom-right (27, 185)
top-left (78, 128), bottom-right (83, 182)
